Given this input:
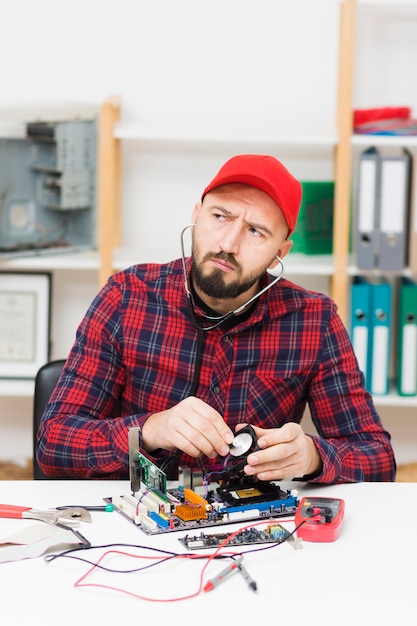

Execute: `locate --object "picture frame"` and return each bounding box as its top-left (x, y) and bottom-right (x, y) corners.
top-left (0, 272), bottom-right (51, 378)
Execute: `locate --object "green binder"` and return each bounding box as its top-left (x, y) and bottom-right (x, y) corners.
top-left (397, 277), bottom-right (417, 396)
top-left (291, 181), bottom-right (334, 254)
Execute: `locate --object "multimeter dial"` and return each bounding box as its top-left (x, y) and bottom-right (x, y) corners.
top-left (295, 496), bottom-right (345, 542)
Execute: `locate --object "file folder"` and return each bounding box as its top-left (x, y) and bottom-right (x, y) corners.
top-left (397, 277), bottom-right (417, 396)
top-left (378, 149), bottom-right (411, 271)
top-left (369, 279), bottom-right (392, 396)
top-left (356, 147), bottom-right (380, 270)
top-left (350, 277), bottom-right (372, 387)
top-left (408, 154), bottom-right (417, 274)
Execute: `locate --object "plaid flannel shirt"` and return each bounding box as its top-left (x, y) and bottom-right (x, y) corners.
top-left (37, 258), bottom-right (395, 482)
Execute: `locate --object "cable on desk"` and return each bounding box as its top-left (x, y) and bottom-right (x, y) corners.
top-left (44, 516), bottom-right (309, 602)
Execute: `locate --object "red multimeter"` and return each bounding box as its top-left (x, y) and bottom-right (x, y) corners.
top-left (295, 496), bottom-right (345, 542)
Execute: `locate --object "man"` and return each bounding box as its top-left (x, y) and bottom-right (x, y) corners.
top-left (37, 154), bottom-right (396, 482)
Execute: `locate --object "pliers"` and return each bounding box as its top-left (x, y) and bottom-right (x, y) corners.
top-left (0, 504), bottom-right (92, 527)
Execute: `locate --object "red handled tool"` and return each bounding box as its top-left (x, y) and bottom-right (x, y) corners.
top-left (0, 504), bottom-right (91, 527)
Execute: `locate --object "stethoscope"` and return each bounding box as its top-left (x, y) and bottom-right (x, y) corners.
top-left (180, 223), bottom-right (285, 331)
top-left (160, 227), bottom-right (283, 476)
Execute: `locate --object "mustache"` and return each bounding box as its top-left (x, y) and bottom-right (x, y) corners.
top-left (202, 251), bottom-right (240, 269)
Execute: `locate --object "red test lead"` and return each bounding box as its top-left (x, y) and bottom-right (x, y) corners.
top-left (203, 556), bottom-right (243, 592)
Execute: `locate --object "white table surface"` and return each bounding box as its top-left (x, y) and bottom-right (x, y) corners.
top-left (0, 479), bottom-right (414, 625)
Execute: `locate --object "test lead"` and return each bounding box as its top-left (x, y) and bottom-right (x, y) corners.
top-left (238, 562), bottom-right (258, 592)
top-left (203, 556), bottom-right (243, 592)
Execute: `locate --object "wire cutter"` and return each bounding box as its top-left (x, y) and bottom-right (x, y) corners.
top-left (0, 504), bottom-right (92, 527)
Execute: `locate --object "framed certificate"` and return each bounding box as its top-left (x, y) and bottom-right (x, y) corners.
top-left (0, 272), bottom-right (51, 378)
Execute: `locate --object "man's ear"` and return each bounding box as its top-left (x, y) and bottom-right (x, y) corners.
top-left (276, 239), bottom-right (293, 262)
top-left (192, 201), bottom-right (202, 223)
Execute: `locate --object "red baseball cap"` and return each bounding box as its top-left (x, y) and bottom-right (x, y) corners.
top-left (202, 154), bottom-right (302, 237)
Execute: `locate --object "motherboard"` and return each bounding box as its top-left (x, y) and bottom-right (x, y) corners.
top-left (109, 433), bottom-right (299, 536)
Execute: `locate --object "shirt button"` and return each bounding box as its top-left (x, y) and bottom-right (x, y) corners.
top-left (213, 386), bottom-right (220, 394)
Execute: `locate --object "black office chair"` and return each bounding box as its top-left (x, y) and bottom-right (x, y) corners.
top-left (33, 359), bottom-right (66, 479)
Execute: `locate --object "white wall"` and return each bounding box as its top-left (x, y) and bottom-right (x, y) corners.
top-left (0, 0), bottom-right (415, 467)
top-left (2, 1), bottom-right (340, 119)
top-left (2, 0), bottom-right (341, 262)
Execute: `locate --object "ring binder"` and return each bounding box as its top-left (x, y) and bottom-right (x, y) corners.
top-left (397, 277), bottom-right (417, 396)
top-left (379, 149), bottom-right (411, 271)
top-left (370, 279), bottom-right (392, 396)
top-left (350, 277), bottom-right (372, 388)
top-left (356, 148), bottom-right (380, 270)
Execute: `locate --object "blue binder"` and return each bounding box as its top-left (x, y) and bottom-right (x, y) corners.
top-left (397, 277), bottom-right (417, 396)
top-left (369, 279), bottom-right (392, 395)
top-left (350, 277), bottom-right (372, 388)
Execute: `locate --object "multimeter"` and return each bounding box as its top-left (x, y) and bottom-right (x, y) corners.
top-left (295, 496), bottom-right (345, 542)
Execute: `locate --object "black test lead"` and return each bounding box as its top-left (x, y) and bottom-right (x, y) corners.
top-left (238, 562), bottom-right (258, 592)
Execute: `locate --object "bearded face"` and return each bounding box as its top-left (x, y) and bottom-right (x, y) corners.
top-left (190, 244), bottom-right (264, 300)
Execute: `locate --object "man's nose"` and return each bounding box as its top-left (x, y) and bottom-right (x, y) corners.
top-left (218, 222), bottom-right (242, 254)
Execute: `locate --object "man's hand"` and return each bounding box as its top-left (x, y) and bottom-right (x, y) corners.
top-left (242, 422), bottom-right (323, 481)
top-left (141, 396), bottom-right (234, 459)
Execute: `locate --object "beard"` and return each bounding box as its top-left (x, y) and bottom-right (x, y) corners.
top-left (190, 248), bottom-right (262, 300)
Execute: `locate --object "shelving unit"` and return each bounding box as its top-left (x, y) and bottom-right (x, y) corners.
top-left (338, 0), bottom-right (417, 410)
top-left (99, 1), bottom-right (417, 416)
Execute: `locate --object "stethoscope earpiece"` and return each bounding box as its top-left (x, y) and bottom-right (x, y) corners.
top-left (266, 256), bottom-right (284, 278)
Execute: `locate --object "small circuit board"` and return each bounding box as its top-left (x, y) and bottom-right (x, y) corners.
top-left (109, 443), bottom-right (299, 536)
top-left (179, 524), bottom-right (302, 550)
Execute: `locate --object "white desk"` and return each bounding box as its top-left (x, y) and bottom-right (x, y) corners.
top-left (0, 480), bottom-right (414, 625)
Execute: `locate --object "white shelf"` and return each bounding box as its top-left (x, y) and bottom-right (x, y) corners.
top-left (352, 135), bottom-right (417, 148)
top-left (373, 393), bottom-right (417, 407)
top-left (0, 101), bottom-right (99, 132)
top-left (284, 254), bottom-right (334, 276)
top-left (0, 249), bottom-right (100, 271)
top-left (359, 0), bottom-right (417, 8)
top-left (114, 122), bottom-right (338, 151)
top-left (347, 262), bottom-right (415, 277)
top-left (0, 379), bottom-right (35, 398)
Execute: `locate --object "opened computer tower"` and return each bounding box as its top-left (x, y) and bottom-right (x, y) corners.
top-left (0, 113), bottom-right (97, 257)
